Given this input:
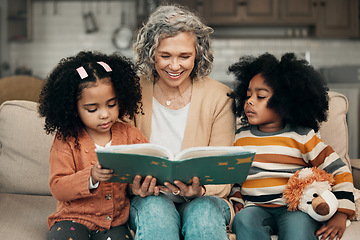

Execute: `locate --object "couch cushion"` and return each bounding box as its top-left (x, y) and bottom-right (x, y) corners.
top-left (0, 100), bottom-right (54, 195)
top-left (0, 193), bottom-right (57, 239)
top-left (319, 91), bottom-right (351, 169)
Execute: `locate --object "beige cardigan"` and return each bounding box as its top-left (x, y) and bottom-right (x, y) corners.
top-left (134, 76), bottom-right (236, 199)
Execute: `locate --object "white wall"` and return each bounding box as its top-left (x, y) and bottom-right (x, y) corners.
top-left (10, 1), bottom-right (360, 83)
top-left (7, 1), bottom-right (360, 157)
top-left (10, 1), bottom-right (136, 78)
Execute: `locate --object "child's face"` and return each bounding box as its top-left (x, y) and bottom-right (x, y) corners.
top-left (154, 31), bottom-right (196, 88)
top-left (77, 79), bottom-right (119, 142)
top-left (245, 73), bottom-right (284, 132)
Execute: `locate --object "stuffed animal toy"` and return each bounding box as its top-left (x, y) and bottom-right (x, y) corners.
top-left (283, 167), bottom-right (338, 222)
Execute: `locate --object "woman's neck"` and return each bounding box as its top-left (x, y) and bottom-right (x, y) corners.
top-left (153, 80), bottom-right (192, 110)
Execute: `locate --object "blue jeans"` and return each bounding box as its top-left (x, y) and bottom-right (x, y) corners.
top-left (129, 195), bottom-right (231, 240)
top-left (232, 205), bottom-right (321, 240)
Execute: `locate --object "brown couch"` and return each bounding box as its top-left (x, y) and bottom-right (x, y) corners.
top-left (0, 91), bottom-right (359, 239)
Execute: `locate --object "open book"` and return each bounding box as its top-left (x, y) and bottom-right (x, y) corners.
top-left (96, 143), bottom-right (255, 185)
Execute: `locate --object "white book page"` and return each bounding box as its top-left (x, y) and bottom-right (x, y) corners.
top-left (174, 146), bottom-right (254, 160)
top-left (96, 143), bottom-right (174, 159)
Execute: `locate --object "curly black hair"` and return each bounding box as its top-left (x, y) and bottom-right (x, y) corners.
top-left (228, 52), bottom-right (329, 132)
top-left (38, 51), bottom-right (142, 143)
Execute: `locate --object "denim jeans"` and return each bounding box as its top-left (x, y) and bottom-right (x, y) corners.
top-left (232, 205), bottom-right (321, 240)
top-left (129, 194), bottom-right (231, 240)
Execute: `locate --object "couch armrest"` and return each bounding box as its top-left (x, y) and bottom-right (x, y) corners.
top-left (351, 159), bottom-right (360, 189)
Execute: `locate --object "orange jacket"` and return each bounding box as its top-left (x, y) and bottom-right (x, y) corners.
top-left (48, 122), bottom-right (148, 230)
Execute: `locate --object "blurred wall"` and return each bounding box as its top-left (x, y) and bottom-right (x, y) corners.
top-left (9, 1), bottom-right (360, 84)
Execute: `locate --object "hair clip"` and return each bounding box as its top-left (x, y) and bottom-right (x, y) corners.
top-left (97, 61), bottom-right (112, 72)
top-left (76, 66), bottom-right (88, 79)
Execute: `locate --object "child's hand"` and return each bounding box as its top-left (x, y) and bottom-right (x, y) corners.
top-left (233, 202), bottom-right (244, 214)
top-left (316, 212), bottom-right (348, 240)
top-left (129, 175), bottom-right (160, 197)
top-left (91, 163), bottom-right (114, 184)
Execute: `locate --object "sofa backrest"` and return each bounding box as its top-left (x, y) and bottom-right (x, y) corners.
top-left (0, 100), bottom-right (53, 195)
top-left (319, 91), bottom-right (351, 169)
top-left (0, 91), bottom-right (351, 195)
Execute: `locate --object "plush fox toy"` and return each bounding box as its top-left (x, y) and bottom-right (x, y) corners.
top-left (283, 167), bottom-right (338, 222)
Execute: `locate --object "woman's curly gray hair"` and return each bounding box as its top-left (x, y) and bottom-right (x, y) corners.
top-left (133, 4), bottom-right (214, 82)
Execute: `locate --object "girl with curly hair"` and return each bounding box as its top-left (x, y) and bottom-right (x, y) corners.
top-left (38, 51), bottom-right (148, 240)
top-left (228, 53), bottom-right (355, 240)
top-left (129, 4), bottom-right (235, 240)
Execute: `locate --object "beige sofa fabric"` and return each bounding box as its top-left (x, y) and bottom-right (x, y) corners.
top-left (0, 92), bottom-right (359, 239)
top-left (0, 100), bottom-right (53, 195)
top-left (0, 193), bottom-right (56, 239)
top-left (319, 91), bottom-right (351, 168)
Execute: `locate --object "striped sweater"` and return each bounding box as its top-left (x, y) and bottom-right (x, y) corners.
top-left (231, 124), bottom-right (355, 219)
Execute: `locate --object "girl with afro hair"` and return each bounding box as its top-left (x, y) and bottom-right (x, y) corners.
top-left (38, 51), bottom-right (149, 240)
top-left (228, 53), bottom-right (355, 240)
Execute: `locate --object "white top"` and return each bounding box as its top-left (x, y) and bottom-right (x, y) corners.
top-left (150, 98), bottom-right (190, 156)
top-left (150, 98), bottom-right (190, 203)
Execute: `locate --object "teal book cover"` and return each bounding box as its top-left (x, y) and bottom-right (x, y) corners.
top-left (96, 144), bottom-right (255, 185)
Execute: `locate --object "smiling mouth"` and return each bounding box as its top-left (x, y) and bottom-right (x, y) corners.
top-left (166, 71), bottom-right (183, 77)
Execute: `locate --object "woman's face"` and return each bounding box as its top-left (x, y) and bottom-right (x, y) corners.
top-left (154, 31), bottom-right (196, 88)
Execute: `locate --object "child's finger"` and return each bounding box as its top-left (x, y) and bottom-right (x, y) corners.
top-left (132, 175), bottom-right (142, 190)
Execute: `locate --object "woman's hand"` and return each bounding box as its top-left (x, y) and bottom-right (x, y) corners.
top-left (129, 175), bottom-right (160, 197)
top-left (160, 177), bottom-right (204, 199)
top-left (91, 163), bottom-right (113, 184)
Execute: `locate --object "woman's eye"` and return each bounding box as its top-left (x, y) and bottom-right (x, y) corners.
top-left (87, 109), bottom-right (97, 113)
top-left (109, 103), bottom-right (117, 108)
top-left (257, 96), bottom-right (266, 99)
top-left (181, 56), bottom-right (190, 59)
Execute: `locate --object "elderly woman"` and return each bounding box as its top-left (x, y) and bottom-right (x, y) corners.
top-left (128, 5), bottom-right (235, 240)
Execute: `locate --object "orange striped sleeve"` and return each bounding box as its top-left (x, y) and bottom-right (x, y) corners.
top-left (301, 134), bottom-right (322, 154)
top-left (235, 136), bottom-right (321, 155)
top-left (334, 172), bottom-right (354, 184)
top-left (254, 154), bottom-right (309, 165)
top-left (311, 146), bottom-right (335, 166)
top-left (242, 178), bottom-right (289, 188)
top-left (236, 137), bottom-right (296, 147)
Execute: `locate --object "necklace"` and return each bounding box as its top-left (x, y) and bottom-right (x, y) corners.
top-left (165, 94), bottom-right (179, 106)
top-left (157, 84), bottom-right (180, 106)
top-left (156, 82), bottom-right (192, 107)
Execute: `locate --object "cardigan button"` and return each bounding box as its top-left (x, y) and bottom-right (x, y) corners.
top-left (105, 193), bottom-right (112, 200)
